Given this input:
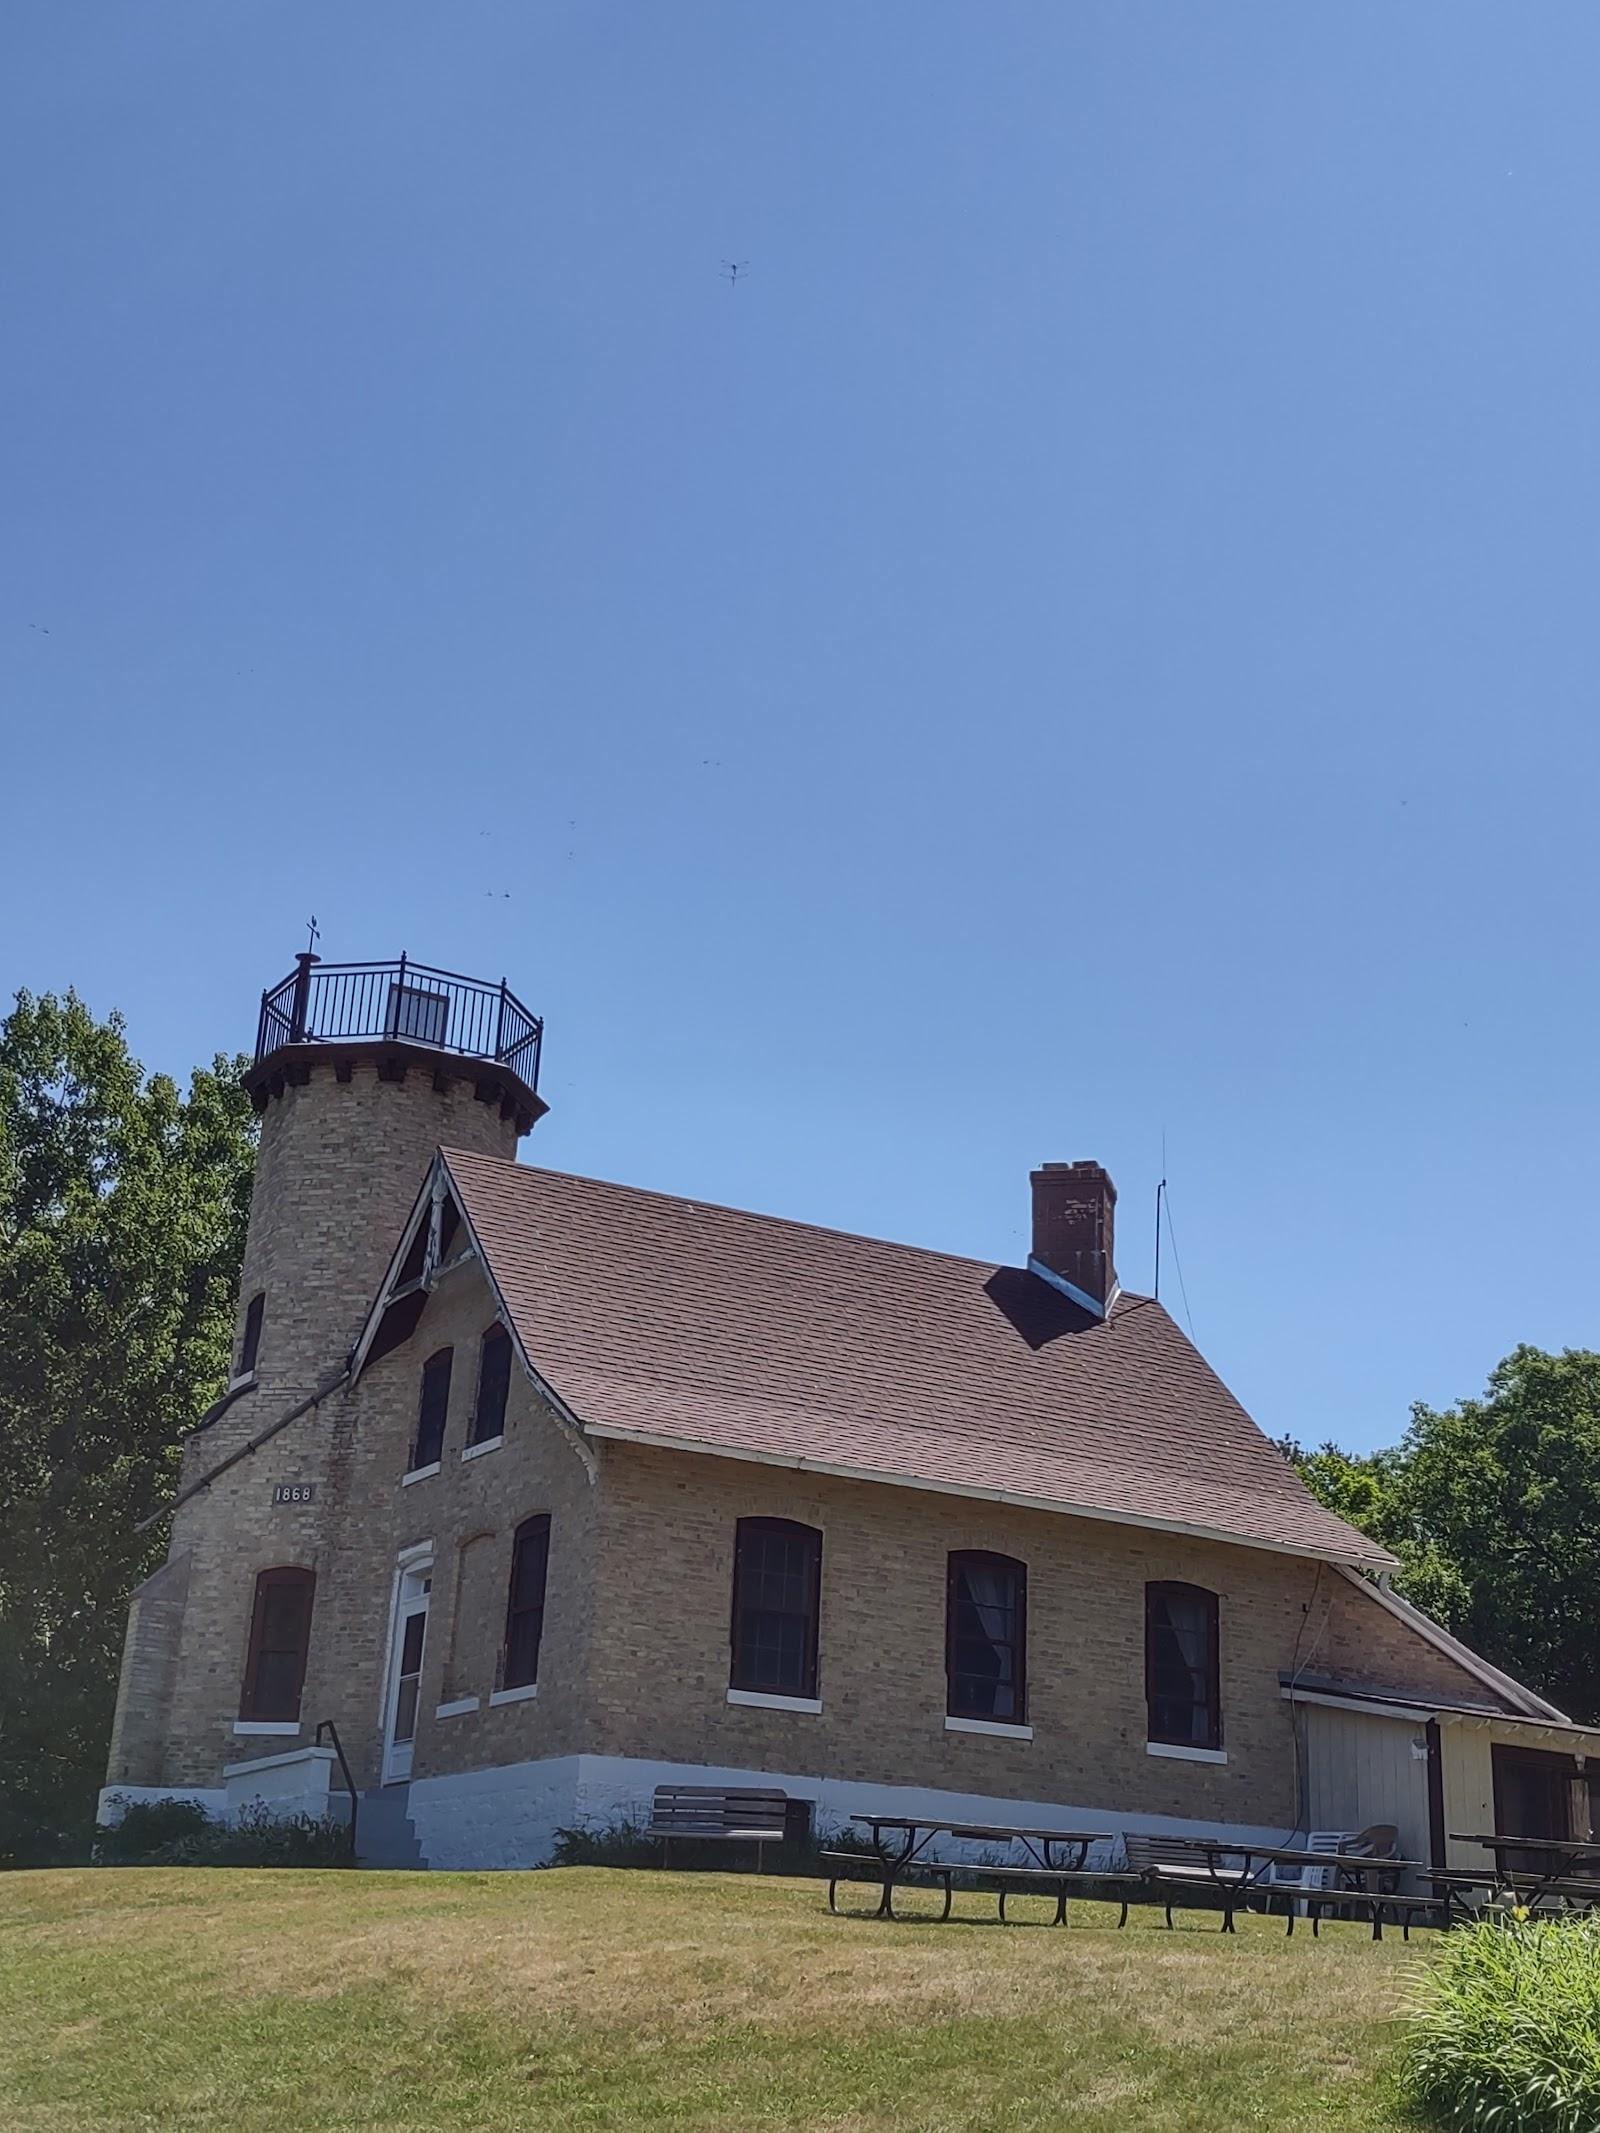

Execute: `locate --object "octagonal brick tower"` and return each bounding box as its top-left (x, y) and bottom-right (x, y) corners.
top-left (106, 951), bottom-right (547, 1794)
top-left (234, 951), bottom-right (546, 1406)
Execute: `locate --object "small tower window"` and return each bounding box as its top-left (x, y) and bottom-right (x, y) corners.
top-left (410, 1348), bottom-right (453, 1472)
top-left (387, 983), bottom-right (449, 1047)
top-left (236, 1293), bottom-right (265, 1380)
top-left (240, 1566), bottom-right (315, 1723)
top-left (469, 1324), bottom-right (513, 1447)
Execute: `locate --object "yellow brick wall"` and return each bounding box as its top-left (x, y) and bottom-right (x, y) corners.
top-left (581, 1442), bottom-right (1501, 1826)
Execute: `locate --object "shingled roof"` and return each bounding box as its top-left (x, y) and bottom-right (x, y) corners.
top-left (441, 1148), bottom-right (1395, 1572)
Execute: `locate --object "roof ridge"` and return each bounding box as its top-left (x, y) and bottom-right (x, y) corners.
top-left (441, 1144), bottom-right (1156, 1301)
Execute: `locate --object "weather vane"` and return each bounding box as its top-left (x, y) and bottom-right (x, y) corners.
top-left (721, 260), bottom-right (749, 291)
top-left (306, 915), bottom-right (320, 956)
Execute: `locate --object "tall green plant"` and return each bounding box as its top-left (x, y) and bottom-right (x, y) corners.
top-left (1406, 1914), bottom-right (1600, 2131)
top-left (0, 992), bottom-right (257, 1866)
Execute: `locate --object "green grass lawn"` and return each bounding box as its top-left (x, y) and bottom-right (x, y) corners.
top-left (0, 1867), bottom-right (1428, 2131)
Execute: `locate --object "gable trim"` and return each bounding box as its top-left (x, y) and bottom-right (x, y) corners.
top-left (1333, 1565), bottom-right (1566, 1723)
top-left (347, 1154), bottom-right (599, 1483)
top-left (438, 1153), bottom-right (598, 1483)
top-left (348, 1166), bottom-right (437, 1381)
top-left (581, 1420), bottom-right (1395, 1571)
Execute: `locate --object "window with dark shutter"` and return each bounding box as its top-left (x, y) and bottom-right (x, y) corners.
top-left (240, 1566), bottom-right (315, 1722)
top-left (237, 1293), bottom-right (265, 1379)
top-left (409, 1348), bottom-right (453, 1472)
top-left (469, 1324), bottom-right (512, 1447)
top-left (501, 1515), bottom-right (550, 1690)
top-left (946, 1550), bottom-right (1027, 1722)
top-left (729, 1518), bottom-right (822, 1699)
top-left (1145, 1581), bottom-right (1221, 1749)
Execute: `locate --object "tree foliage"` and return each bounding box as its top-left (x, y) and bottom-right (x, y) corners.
top-left (1287, 1346), bottom-right (1600, 1723)
top-left (0, 992), bottom-right (256, 1866)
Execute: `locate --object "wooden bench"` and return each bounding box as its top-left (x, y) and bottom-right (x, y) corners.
top-left (1123, 1836), bottom-right (1255, 1930)
top-left (821, 1850), bottom-right (957, 1919)
top-left (972, 1862), bottom-right (1140, 1927)
top-left (1294, 1889), bottom-right (1447, 1941)
top-left (646, 1786), bottom-right (790, 1871)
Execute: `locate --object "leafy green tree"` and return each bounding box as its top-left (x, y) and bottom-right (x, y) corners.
top-left (1400, 1348), bottom-right (1600, 1722)
top-left (1288, 1348), bottom-right (1600, 1723)
top-left (1277, 1437), bottom-right (1410, 1555)
top-left (0, 992), bottom-right (256, 1866)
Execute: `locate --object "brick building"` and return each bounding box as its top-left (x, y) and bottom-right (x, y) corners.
top-left (104, 951), bottom-right (1600, 1872)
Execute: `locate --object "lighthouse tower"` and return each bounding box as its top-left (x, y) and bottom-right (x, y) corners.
top-left (105, 949), bottom-right (545, 1793)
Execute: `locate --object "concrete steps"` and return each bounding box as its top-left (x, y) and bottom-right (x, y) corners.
top-left (355, 1784), bottom-right (425, 1869)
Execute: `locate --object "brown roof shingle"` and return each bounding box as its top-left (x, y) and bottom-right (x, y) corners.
top-left (442, 1149), bottom-right (1395, 1571)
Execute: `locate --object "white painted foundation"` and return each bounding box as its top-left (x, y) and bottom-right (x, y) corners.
top-left (407, 1750), bottom-right (1294, 1872)
top-left (102, 1754), bottom-right (1296, 1873)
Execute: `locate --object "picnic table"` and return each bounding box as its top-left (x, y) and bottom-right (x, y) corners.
top-left (825, 1815), bottom-right (1110, 1923)
top-left (1445, 1832), bottom-right (1600, 1912)
top-left (1152, 1836), bottom-right (1430, 1939)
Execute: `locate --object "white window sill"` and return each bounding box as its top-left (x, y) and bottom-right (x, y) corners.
top-left (945, 1715), bottom-right (1033, 1740)
top-left (726, 1688), bottom-right (823, 1714)
top-left (401, 1461), bottom-right (442, 1487)
top-left (227, 1372), bottom-right (257, 1394)
top-left (461, 1435), bottom-right (503, 1463)
top-left (1146, 1739), bottom-right (1228, 1765)
top-left (489, 1683), bottom-right (539, 1707)
top-left (434, 1697), bottom-right (480, 1720)
top-left (232, 1720), bottom-right (301, 1737)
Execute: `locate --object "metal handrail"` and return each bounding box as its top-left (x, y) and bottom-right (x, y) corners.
top-left (255, 954), bottom-right (542, 1089)
top-left (315, 1718), bottom-right (359, 1865)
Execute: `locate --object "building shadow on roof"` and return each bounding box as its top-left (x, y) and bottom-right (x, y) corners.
top-left (982, 1265), bottom-right (1100, 1352)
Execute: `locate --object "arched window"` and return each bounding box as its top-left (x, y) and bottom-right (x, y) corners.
top-left (946, 1551), bottom-right (1027, 1722)
top-left (469, 1324), bottom-right (513, 1448)
top-left (236, 1293), bottom-right (265, 1379)
top-left (729, 1518), bottom-right (822, 1700)
top-left (239, 1566), bottom-right (315, 1722)
top-left (501, 1515), bottom-right (550, 1691)
top-left (409, 1347), bottom-right (453, 1472)
top-left (1145, 1582), bottom-right (1221, 1750)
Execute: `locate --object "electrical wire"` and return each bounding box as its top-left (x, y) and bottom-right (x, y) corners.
top-left (1158, 1182), bottom-right (1197, 1340)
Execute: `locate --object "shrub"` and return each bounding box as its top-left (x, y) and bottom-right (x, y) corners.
top-left (93, 1798), bottom-right (214, 1865)
top-left (551, 1814), bottom-right (870, 1877)
top-left (550, 1816), bottom-right (662, 1869)
top-left (95, 1797), bottom-right (350, 1868)
top-left (1405, 1912), bottom-right (1600, 2132)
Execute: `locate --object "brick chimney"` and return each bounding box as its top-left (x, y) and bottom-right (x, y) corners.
top-left (1028, 1162), bottom-right (1118, 1317)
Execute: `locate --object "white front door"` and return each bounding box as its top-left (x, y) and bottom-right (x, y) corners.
top-left (383, 1564), bottom-right (431, 1784)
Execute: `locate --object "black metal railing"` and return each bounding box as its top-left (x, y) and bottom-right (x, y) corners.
top-left (314, 1718), bottom-right (359, 1865)
top-left (256, 955), bottom-right (542, 1089)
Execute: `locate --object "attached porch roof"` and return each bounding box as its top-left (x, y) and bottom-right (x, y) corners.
top-left (1284, 1674), bottom-right (1589, 1739)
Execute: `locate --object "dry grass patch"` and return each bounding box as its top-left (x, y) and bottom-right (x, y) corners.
top-left (0, 1866), bottom-right (1422, 2131)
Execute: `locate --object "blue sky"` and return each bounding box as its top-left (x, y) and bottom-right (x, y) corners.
top-left (4, 3), bottom-right (1597, 1455)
